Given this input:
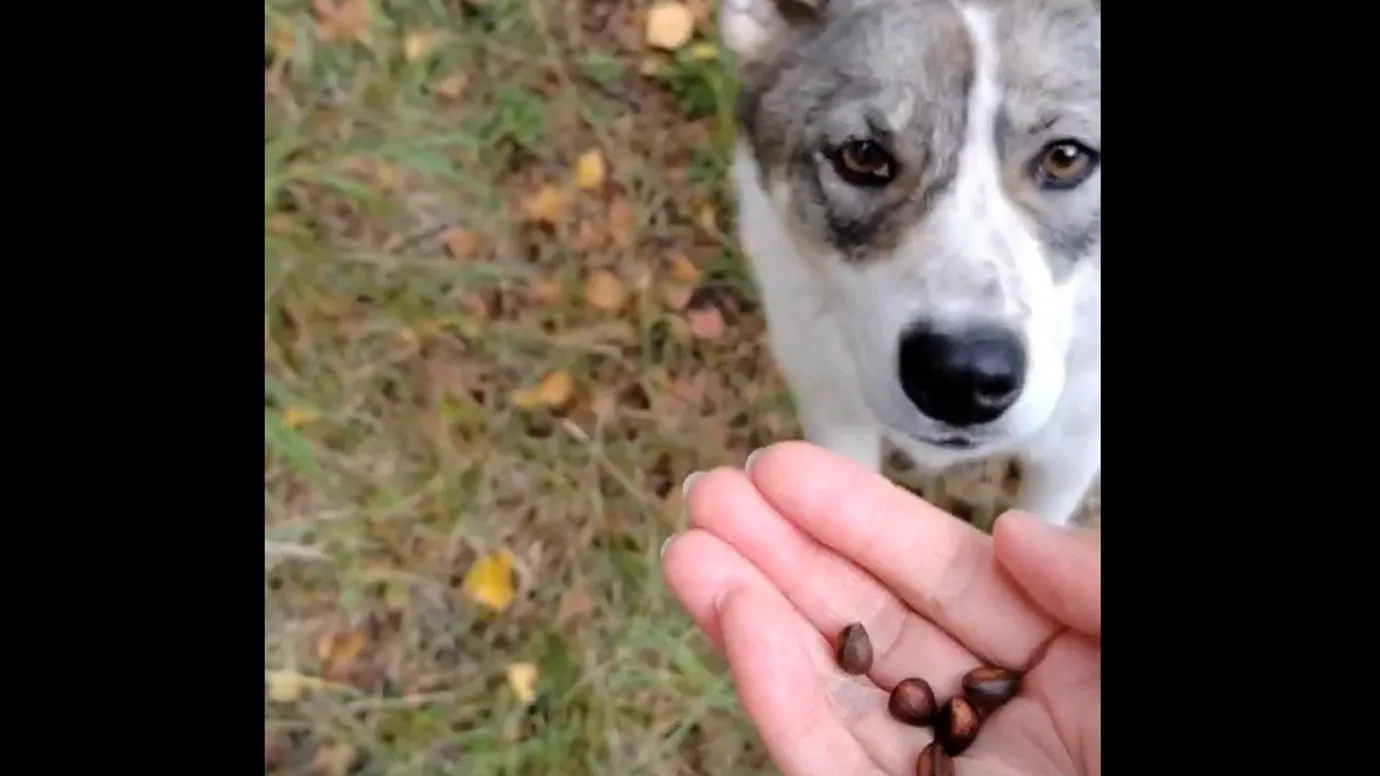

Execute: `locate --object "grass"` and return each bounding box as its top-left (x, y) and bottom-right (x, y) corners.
top-left (263, 1), bottom-right (1096, 773)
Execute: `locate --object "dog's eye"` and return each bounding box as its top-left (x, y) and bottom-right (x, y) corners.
top-left (1034, 140), bottom-right (1099, 189)
top-left (832, 140), bottom-right (897, 187)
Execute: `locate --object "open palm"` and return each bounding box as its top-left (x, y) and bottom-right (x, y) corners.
top-left (661, 442), bottom-right (1101, 776)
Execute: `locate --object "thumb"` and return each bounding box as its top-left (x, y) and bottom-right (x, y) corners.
top-left (992, 512), bottom-right (1101, 638)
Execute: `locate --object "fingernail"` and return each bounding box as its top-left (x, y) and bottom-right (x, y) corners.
top-left (659, 533), bottom-right (678, 560)
top-left (681, 471), bottom-right (704, 497)
top-left (743, 447), bottom-right (765, 473)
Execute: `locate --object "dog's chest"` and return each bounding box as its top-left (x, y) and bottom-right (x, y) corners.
top-left (730, 147), bottom-right (819, 303)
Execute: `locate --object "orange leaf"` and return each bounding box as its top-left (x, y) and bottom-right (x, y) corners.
top-left (433, 72), bottom-right (469, 101)
top-left (444, 227), bottom-right (479, 259)
top-left (669, 254), bottom-right (700, 282)
top-left (316, 629), bottom-right (368, 682)
top-left (513, 371), bottom-right (575, 409)
top-left (584, 270), bottom-right (628, 311)
top-left (537, 371), bottom-right (575, 406)
top-left (282, 406), bottom-right (320, 428)
top-left (532, 278), bottom-right (565, 306)
top-left (312, 0), bottom-right (370, 43)
top-left (266, 214), bottom-right (301, 236)
top-left (524, 185), bottom-right (569, 226)
top-left (557, 588), bottom-right (596, 625)
top-left (608, 198), bottom-right (634, 248)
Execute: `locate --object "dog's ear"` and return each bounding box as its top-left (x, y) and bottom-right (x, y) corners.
top-left (720, 0), bottom-right (828, 65)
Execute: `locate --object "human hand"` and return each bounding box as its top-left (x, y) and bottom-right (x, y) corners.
top-left (661, 442), bottom-right (1100, 776)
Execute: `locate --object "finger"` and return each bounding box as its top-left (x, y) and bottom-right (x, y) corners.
top-left (717, 586), bottom-right (890, 776)
top-left (993, 512), bottom-right (1101, 638)
top-left (1025, 634), bottom-right (1101, 776)
top-left (660, 528), bottom-right (744, 652)
top-left (745, 442), bottom-right (1060, 669)
top-left (685, 467), bottom-right (982, 696)
top-left (663, 529), bottom-right (930, 775)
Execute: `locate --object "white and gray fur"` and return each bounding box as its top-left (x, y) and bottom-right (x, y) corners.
top-left (725, 0), bottom-right (1100, 524)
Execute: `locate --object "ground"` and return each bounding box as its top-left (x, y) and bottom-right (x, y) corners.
top-left (263, 1), bottom-right (1098, 773)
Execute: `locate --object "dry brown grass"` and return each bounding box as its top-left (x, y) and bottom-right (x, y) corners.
top-left (264, 1), bottom-right (1097, 772)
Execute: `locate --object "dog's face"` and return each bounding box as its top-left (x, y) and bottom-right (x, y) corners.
top-left (728, 0), bottom-right (1100, 452)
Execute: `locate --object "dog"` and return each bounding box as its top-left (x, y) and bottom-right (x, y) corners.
top-left (723, 0), bottom-right (1100, 525)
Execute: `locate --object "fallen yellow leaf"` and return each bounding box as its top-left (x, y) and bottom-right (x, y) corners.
top-left (282, 406), bottom-right (319, 428)
top-left (697, 204), bottom-right (718, 232)
top-left (584, 270), bottom-right (627, 311)
top-left (383, 582), bottom-right (410, 609)
top-left (574, 149), bottom-right (607, 190)
top-left (463, 549), bottom-right (517, 613)
top-left (510, 387), bottom-right (541, 408)
top-left (688, 41), bottom-right (718, 60)
top-left (374, 162), bottom-right (397, 191)
top-left (639, 57), bottom-right (665, 77)
top-left (403, 29), bottom-right (438, 61)
top-left (506, 662), bottom-right (539, 704)
top-left (266, 670), bottom-right (318, 702)
top-left (524, 185), bottom-right (568, 226)
top-left (433, 72), bottom-right (468, 101)
top-left (444, 227), bottom-right (479, 259)
top-left (645, 1), bottom-right (696, 51)
top-left (272, 24), bottom-right (295, 60)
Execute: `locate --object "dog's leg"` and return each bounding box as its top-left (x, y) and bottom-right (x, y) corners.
top-left (728, 141), bottom-right (884, 473)
top-left (766, 300), bottom-right (883, 472)
top-left (1013, 431), bottom-right (1100, 526)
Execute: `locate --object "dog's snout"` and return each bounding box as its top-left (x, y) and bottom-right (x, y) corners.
top-left (896, 322), bottom-right (1027, 428)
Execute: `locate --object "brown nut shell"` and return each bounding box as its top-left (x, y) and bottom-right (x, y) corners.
top-left (835, 623), bottom-right (873, 675)
top-left (888, 678), bottom-right (937, 726)
top-left (934, 696), bottom-right (981, 756)
top-left (962, 665), bottom-right (1022, 716)
top-left (915, 741), bottom-right (955, 776)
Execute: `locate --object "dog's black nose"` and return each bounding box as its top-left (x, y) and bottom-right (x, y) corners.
top-left (896, 322), bottom-right (1027, 428)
